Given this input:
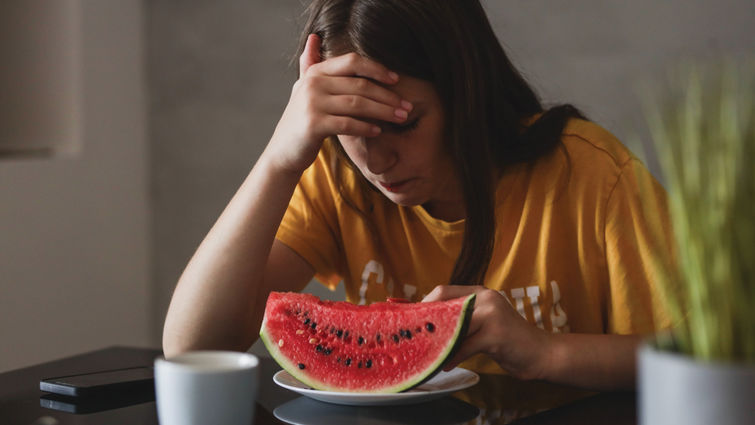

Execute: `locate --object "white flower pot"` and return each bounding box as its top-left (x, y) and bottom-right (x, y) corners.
top-left (638, 343), bottom-right (755, 425)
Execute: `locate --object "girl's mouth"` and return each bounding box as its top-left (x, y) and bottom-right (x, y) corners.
top-left (379, 179), bottom-right (411, 192)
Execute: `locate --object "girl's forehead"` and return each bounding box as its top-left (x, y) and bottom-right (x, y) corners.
top-left (389, 75), bottom-right (440, 104)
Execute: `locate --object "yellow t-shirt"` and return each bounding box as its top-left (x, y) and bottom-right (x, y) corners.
top-left (276, 118), bottom-right (674, 374)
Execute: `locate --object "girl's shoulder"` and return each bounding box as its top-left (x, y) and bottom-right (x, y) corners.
top-left (559, 118), bottom-right (637, 170)
top-left (504, 118), bottom-right (647, 203)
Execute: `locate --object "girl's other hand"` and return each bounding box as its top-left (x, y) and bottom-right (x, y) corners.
top-left (267, 33), bottom-right (413, 175)
top-left (422, 285), bottom-right (552, 381)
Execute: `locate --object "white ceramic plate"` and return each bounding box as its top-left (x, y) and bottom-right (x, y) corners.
top-left (272, 368), bottom-right (479, 406)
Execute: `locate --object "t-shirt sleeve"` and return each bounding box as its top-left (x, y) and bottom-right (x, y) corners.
top-left (275, 150), bottom-right (343, 290)
top-left (603, 158), bottom-right (677, 334)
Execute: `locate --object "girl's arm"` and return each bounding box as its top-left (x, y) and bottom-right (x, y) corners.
top-left (161, 156), bottom-right (313, 357)
top-left (539, 331), bottom-right (641, 390)
top-left (162, 34), bottom-right (413, 357)
top-left (423, 285), bottom-right (643, 391)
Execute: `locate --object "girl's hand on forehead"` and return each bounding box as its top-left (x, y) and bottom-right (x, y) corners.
top-left (267, 34), bottom-right (413, 175)
top-left (422, 285), bottom-right (551, 381)
top-left (300, 37), bottom-right (398, 85)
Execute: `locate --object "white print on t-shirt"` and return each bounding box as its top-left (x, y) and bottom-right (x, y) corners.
top-left (358, 260), bottom-right (417, 305)
top-left (357, 261), bottom-right (569, 333)
top-left (548, 280), bottom-right (570, 333)
top-left (502, 281), bottom-right (569, 333)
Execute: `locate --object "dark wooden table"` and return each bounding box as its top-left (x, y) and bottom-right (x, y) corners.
top-left (0, 346), bottom-right (637, 424)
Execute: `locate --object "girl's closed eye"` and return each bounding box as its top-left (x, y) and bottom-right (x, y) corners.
top-left (384, 118), bottom-right (420, 134)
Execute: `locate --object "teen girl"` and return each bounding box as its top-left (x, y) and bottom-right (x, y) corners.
top-left (163, 0), bottom-right (675, 392)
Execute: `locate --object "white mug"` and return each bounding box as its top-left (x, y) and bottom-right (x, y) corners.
top-left (154, 351), bottom-right (259, 425)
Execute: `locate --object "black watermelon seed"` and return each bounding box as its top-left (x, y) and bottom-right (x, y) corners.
top-left (358, 361), bottom-right (362, 368)
top-left (336, 329), bottom-right (343, 338)
top-left (311, 322), bottom-right (317, 330)
top-left (399, 329), bottom-right (405, 338)
top-left (316, 345), bottom-right (323, 352)
top-left (376, 333), bottom-right (381, 342)
top-left (365, 359), bottom-right (372, 368)
top-left (336, 357), bottom-right (341, 363)
top-left (345, 358), bottom-right (352, 366)
top-left (324, 348), bottom-right (332, 355)
top-left (344, 331), bottom-right (350, 339)
top-left (298, 363), bottom-right (306, 369)
top-left (304, 318), bottom-right (310, 325)
top-left (392, 334), bottom-right (399, 343)
top-left (425, 322), bottom-right (435, 332)
top-left (405, 330), bottom-right (412, 339)
top-left (358, 336), bottom-right (364, 345)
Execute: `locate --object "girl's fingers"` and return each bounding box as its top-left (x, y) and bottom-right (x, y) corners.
top-left (323, 76), bottom-right (408, 110)
top-left (309, 52), bottom-right (399, 85)
top-left (422, 285), bottom-right (483, 303)
top-left (298, 49), bottom-right (411, 128)
top-left (439, 295), bottom-right (500, 371)
top-left (299, 34), bottom-right (321, 79)
top-left (323, 95), bottom-right (409, 125)
top-left (323, 115), bottom-right (382, 138)
top-left (442, 331), bottom-right (487, 371)
top-left (316, 76), bottom-right (413, 125)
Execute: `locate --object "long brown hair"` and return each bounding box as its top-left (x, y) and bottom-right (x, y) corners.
top-left (297, 0), bottom-right (585, 286)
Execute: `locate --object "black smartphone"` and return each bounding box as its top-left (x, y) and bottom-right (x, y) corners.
top-left (40, 366), bottom-right (154, 397)
top-left (40, 389), bottom-right (155, 414)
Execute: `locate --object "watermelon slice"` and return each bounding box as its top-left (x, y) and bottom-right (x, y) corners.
top-left (260, 292), bottom-right (475, 393)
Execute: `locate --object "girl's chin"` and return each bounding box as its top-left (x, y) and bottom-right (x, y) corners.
top-left (380, 191), bottom-right (422, 207)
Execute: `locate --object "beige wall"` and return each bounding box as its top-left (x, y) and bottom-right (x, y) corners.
top-left (0, 0), bottom-right (149, 372)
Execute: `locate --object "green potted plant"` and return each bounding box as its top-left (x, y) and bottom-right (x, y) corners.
top-left (637, 60), bottom-right (755, 425)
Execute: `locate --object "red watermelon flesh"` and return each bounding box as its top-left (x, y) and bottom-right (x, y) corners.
top-left (260, 292), bottom-right (475, 393)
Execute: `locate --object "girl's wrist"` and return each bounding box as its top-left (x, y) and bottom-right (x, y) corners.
top-left (497, 326), bottom-right (557, 382)
top-left (524, 328), bottom-right (560, 382)
top-left (257, 145), bottom-right (309, 180)
top-left (524, 332), bottom-right (641, 390)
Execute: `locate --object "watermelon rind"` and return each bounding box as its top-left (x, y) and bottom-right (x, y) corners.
top-left (404, 293), bottom-right (475, 391)
top-left (259, 293), bottom-right (476, 393)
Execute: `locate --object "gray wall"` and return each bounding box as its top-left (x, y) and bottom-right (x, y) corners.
top-left (0, 0), bottom-right (150, 372)
top-left (484, 0), bottom-right (755, 172)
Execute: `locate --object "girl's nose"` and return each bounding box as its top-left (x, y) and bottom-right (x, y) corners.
top-left (365, 136), bottom-right (397, 175)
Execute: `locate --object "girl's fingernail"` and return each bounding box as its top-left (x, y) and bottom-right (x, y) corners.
top-left (394, 109), bottom-right (408, 119)
top-left (388, 71), bottom-right (399, 81)
top-left (371, 125), bottom-right (382, 134)
top-left (401, 100), bottom-right (413, 111)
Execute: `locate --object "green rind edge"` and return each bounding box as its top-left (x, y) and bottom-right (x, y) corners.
top-left (393, 292), bottom-right (476, 392)
top-left (260, 317), bottom-right (328, 391)
top-left (260, 293), bottom-right (476, 393)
